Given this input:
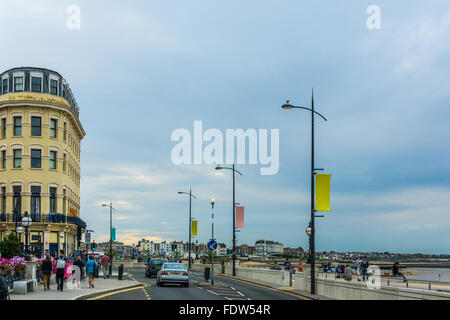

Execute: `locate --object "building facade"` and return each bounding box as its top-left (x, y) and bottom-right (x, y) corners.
top-left (255, 240), bottom-right (284, 257)
top-left (0, 67), bottom-right (86, 257)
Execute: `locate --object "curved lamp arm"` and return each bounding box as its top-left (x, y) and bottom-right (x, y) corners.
top-left (281, 104), bottom-right (327, 122)
top-left (215, 166), bottom-right (243, 176)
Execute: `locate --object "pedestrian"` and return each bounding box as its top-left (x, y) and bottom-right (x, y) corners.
top-left (81, 250), bottom-right (87, 280)
top-left (361, 256), bottom-right (369, 281)
top-left (41, 254), bottom-right (53, 291)
top-left (392, 262), bottom-right (407, 282)
top-left (101, 254), bottom-right (111, 279)
top-left (73, 256), bottom-right (85, 289)
top-left (284, 258), bottom-right (291, 271)
top-left (298, 261), bottom-right (304, 273)
top-left (0, 271), bottom-right (10, 300)
top-left (344, 265), bottom-right (353, 281)
top-left (356, 256), bottom-right (363, 281)
top-left (56, 250), bottom-right (67, 292)
top-left (85, 255), bottom-right (97, 288)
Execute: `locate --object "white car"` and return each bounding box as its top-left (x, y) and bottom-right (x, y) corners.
top-left (156, 263), bottom-right (189, 287)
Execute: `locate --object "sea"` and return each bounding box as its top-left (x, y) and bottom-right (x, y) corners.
top-left (405, 268), bottom-right (450, 282)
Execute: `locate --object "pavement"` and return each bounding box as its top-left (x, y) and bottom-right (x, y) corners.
top-left (10, 273), bottom-right (140, 300)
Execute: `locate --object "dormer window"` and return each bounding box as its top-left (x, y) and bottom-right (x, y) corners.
top-left (50, 79), bottom-right (58, 95)
top-left (31, 76), bottom-right (42, 92)
top-left (2, 78), bottom-right (7, 94)
top-left (14, 76), bottom-right (24, 92)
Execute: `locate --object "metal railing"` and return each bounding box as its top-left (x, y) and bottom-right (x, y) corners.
top-left (314, 270), bottom-right (450, 292)
top-left (0, 212), bottom-right (86, 229)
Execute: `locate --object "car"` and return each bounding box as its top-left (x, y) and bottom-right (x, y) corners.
top-left (145, 258), bottom-right (168, 278)
top-left (156, 262), bottom-right (189, 287)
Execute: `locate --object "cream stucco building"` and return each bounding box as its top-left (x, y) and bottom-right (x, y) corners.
top-left (0, 67), bottom-right (86, 257)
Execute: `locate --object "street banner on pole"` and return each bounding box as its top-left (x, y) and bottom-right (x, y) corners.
top-left (85, 232), bottom-right (91, 244)
top-left (316, 174), bottom-right (331, 211)
top-left (191, 220), bottom-right (198, 236)
top-left (236, 206), bottom-right (244, 228)
top-left (112, 227), bottom-right (116, 241)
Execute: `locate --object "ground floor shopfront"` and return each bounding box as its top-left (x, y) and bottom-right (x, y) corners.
top-left (0, 216), bottom-right (84, 257)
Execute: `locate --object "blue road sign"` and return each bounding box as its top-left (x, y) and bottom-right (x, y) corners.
top-left (207, 240), bottom-right (218, 250)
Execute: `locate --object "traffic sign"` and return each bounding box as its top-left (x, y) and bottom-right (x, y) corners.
top-left (207, 240), bottom-right (218, 250)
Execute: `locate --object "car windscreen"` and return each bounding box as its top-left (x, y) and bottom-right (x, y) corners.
top-left (151, 260), bottom-right (167, 265)
top-left (163, 263), bottom-right (186, 270)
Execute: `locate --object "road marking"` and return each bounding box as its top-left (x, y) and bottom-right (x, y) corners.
top-left (230, 287), bottom-right (235, 290)
top-left (236, 291), bottom-right (244, 296)
top-left (225, 297), bottom-right (232, 300)
top-left (214, 274), bottom-right (313, 300)
top-left (88, 284), bottom-right (146, 300)
top-left (206, 290), bottom-right (220, 295)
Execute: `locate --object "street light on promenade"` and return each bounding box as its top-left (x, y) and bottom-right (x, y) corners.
top-left (281, 90), bottom-right (327, 295)
top-left (21, 212), bottom-right (32, 258)
top-left (210, 198), bottom-right (215, 285)
top-left (178, 188), bottom-right (197, 269)
top-left (215, 164), bottom-right (242, 277)
top-left (101, 202), bottom-right (115, 276)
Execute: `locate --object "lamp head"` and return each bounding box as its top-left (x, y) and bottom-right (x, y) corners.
top-left (215, 166), bottom-right (222, 170)
top-left (210, 199), bottom-right (215, 205)
top-left (281, 98), bottom-right (294, 110)
top-left (305, 226), bottom-right (312, 236)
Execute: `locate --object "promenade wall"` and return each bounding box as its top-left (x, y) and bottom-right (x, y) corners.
top-left (190, 263), bottom-right (450, 300)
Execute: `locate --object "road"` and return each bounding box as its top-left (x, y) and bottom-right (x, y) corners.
top-left (92, 268), bottom-right (304, 300)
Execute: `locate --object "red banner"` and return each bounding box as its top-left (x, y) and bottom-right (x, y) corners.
top-left (236, 206), bottom-right (244, 228)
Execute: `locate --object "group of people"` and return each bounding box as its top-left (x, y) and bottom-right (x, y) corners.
top-left (39, 249), bottom-right (112, 291)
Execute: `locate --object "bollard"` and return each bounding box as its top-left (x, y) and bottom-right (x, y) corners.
top-left (94, 264), bottom-right (99, 278)
top-left (204, 267), bottom-right (210, 281)
top-left (118, 264), bottom-right (124, 280)
top-left (429, 282), bottom-right (431, 290)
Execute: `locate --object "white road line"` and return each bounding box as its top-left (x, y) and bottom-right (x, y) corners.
top-left (247, 298), bottom-right (252, 300)
top-left (230, 287), bottom-right (235, 290)
top-left (207, 290), bottom-right (220, 296)
top-left (236, 291), bottom-right (244, 296)
top-left (225, 297), bottom-right (232, 300)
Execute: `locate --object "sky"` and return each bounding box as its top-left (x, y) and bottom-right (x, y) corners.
top-left (1, 0), bottom-right (450, 254)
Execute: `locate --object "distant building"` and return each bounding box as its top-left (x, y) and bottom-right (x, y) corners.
top-left (255, 240), bottom-right (284, 256)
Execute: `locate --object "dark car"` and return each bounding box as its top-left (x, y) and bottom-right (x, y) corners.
top-left (145, 258), bottom-right (168, 278)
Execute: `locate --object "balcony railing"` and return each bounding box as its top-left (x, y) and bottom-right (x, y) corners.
top-left (0, 213), bottom-right (86, 229)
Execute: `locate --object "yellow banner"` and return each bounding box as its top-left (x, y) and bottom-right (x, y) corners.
top-left (191, 220), bottom-right (198, 236)
top-left (316, 174), bottom-right (331, 211)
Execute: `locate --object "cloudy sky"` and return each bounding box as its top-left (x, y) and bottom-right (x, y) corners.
top-left (1, 0), bottom-right (450, 254)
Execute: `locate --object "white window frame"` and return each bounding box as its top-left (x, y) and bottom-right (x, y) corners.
top-left (30, 72), bottom-right (43, 93)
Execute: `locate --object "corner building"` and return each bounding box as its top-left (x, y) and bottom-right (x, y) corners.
top-left (0, 67), bottom-right (86, 256)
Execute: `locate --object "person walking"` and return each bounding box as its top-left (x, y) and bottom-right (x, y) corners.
top-left (101, 254), bottom-right (111, 279)
top-left (85, 256), bottom-right (97, 288)
top-left (41, 254), bottom-right (53, 291)
top-left (356, 256), bottom-right (363, 281)
top-left (81, 250), bottom-right (87, 281)
top-left (361, 256), bottom-right (369, 281)
top-left (73, 256), bottom-right (85, 289)
top-left (0, 272), bottom-right (10, 300)
top-left (56, 250), bottom-right (67, 292)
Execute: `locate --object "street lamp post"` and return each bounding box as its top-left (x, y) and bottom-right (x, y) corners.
top-left (21, 212), bottom-right (32, 258)
top-left (281, 90), bottom-right (327, 295)
top-left (215, 164), bottom-right (242, 277)
top-left (102, 202), bottom-right (115, 276)
top-left (178, 188), bottom-right (197, 269)
top-left (210, 198), bottom-right (215, 285)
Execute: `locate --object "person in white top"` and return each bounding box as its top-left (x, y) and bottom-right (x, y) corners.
top-left (356, 257), bottom-right (363, 281)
